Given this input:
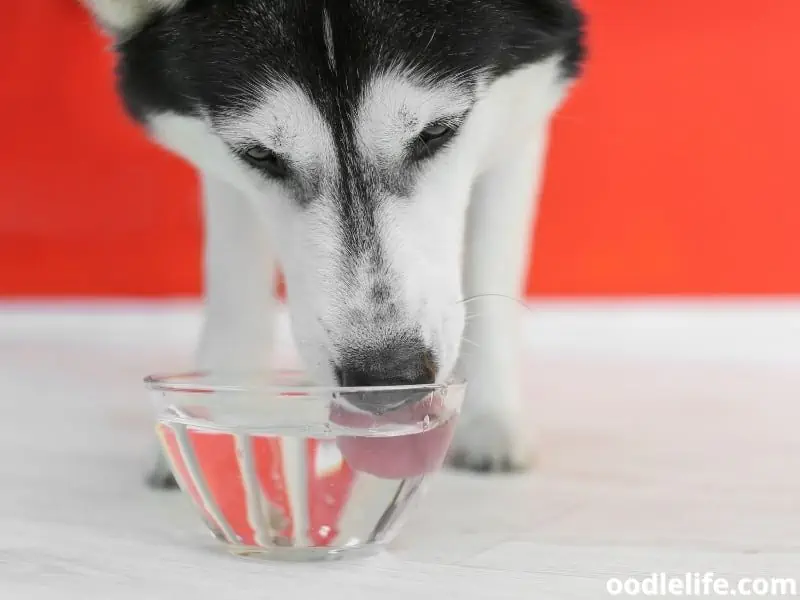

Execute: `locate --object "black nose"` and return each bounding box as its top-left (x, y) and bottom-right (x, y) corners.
top-left (335, 338), bottom-right (438, 388)
top-left (334, 339), bottom-right (438, 416)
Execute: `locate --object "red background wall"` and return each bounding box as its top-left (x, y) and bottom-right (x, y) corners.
top-left (1, 0), bottom-right (799, 297)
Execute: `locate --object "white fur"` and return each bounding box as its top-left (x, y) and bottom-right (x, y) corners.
top-left (355, 72), bottom-right (474, 160)
top-left (81, 0), bottom-right (185, 32)
top-left (217, 81), bottom-right (336, 171)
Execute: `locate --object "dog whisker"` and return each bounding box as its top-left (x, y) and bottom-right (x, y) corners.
top-left (456, 293), bottom-right (531, 311)
top-left (459, 336), bottom-right (479, 348)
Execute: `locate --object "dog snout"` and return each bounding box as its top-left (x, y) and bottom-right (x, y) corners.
top-left (335, 337), bottom-right (438, 388)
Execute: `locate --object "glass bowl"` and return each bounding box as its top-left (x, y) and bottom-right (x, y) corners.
top-left (144, 371), bottom-right (465, 561)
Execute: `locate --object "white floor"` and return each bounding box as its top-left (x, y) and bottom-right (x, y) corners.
top-left (1, 301), bottom-right (799, 599)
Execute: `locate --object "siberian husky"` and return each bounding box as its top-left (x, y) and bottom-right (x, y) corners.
top-left (82, 0), bottom-right (585, 482)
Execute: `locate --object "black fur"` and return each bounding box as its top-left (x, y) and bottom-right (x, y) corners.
top-left (113, 0), bottom-right (584, 318)
top-left (116, 0), bottom-right (585, 125)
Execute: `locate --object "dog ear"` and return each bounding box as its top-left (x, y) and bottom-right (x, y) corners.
top-left (81, 0), bottom-right (186, 35)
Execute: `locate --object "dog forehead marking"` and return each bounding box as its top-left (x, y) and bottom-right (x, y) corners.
top-left (355, 72), bottom-right (473, 157)
top-left (220, 80), bottom-right (336, 169)
top-left (322, 7), bottom-right (336, 74)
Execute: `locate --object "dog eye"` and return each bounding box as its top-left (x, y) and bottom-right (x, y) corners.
top-left (410, 122), bottom-right (457, 160)
top-left (420, 124), bottom-right (450, 140)
top-left (242, 145), bottom-right (289, 178)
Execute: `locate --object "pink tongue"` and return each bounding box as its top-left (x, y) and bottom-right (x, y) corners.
top-left (330, 395), bottom-right (457, 479)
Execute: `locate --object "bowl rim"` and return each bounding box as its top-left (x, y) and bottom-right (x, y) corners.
top-left (144, 369), bottom-right (467, 395)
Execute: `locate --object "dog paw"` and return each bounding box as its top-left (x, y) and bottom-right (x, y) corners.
top-left (145, 449), bottom-right (179, 490)
top-left (447, 410), bottom-right (533, 473)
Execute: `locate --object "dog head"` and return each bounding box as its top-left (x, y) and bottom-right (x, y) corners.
top-left (85, 0), bottom-right (584, 386)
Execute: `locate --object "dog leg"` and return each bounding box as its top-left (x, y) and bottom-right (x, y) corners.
top-left (195, 175), bottom-right (277, 373)
top-left (147, 172), bottom-right (277, 488)
top-left (449, 130), bottom-right (550, 473)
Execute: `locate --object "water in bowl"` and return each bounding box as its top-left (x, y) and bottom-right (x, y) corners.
top-left (156, 407), bottom-right (457, 561)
